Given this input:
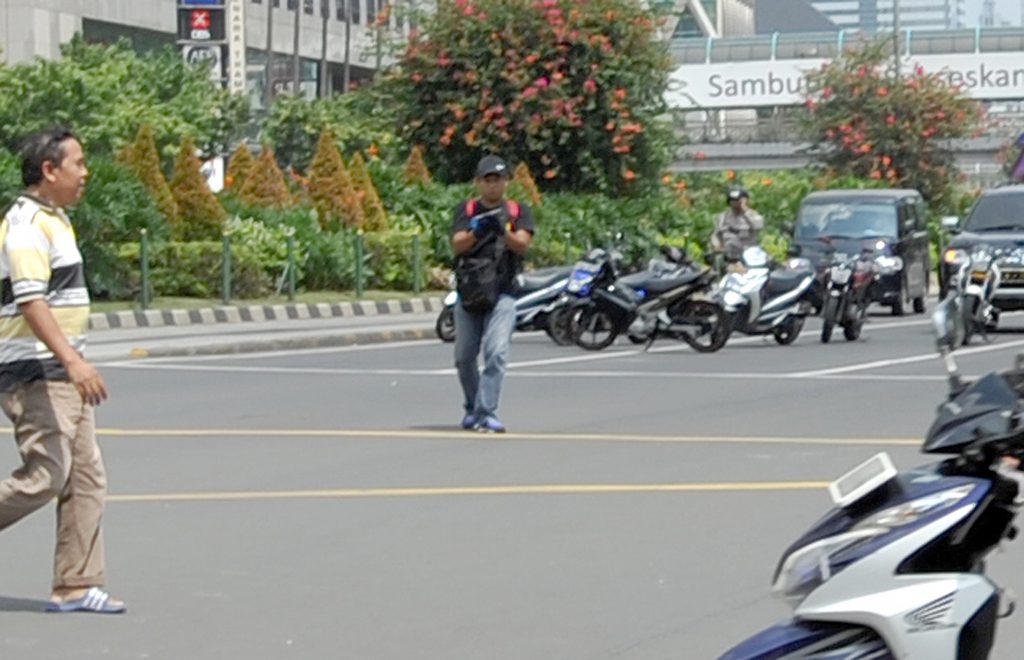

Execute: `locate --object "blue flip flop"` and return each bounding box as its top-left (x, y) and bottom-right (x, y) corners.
top-left (46, 587), bottom-right (126, 614)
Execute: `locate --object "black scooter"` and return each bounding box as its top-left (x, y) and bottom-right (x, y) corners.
top-left (568, 246), bottom-right (716, 351)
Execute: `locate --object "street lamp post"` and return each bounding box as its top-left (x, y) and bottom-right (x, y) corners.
top-left (263, 0), bottom-right (275, 109)
top-left (893, 0), bottom-right (902, 79)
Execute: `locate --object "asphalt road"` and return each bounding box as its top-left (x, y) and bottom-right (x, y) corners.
top-left (2, 306), bottom-right (1024, 659)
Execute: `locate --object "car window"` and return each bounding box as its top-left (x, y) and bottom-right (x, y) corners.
top-left (963, 191), bottom-right (1024, 232)
top-left (796, 202), bottom-right (898, 240)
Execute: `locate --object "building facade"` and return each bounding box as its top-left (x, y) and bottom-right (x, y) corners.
top-left (1, 0), bottom-right (415, 106)
top-left (807, 0), bottom-right (963, 31)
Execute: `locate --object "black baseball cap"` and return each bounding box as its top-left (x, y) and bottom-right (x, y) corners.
top-left (727, 187), bottom-right (749, 201)
top-left (476, 155), bottom-right (510, 178)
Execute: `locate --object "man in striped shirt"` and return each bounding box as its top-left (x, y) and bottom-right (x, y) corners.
top-left (0, 129), bottom-right (125, 614)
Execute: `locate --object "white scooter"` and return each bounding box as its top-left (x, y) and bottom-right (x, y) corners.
top-left (711, 246), bottom-right (818, 348)
top-left (721, 298), bottom-right (1024, 659)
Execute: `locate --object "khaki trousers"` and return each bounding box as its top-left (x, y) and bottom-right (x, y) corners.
top-left (0, 379), bottom-right (107, 590)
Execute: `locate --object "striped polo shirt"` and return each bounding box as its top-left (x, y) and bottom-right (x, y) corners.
top-left (0, 194), bottom-right (90, 390)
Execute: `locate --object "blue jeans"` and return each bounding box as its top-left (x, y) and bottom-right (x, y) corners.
top-left (454, 294), bottom-right (516, 418)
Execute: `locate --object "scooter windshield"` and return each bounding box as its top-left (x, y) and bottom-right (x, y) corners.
top-left (923, 372), bottom-right (1019, 454)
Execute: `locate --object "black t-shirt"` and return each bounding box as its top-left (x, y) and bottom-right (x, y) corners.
top-left (451, 199), bottom-right (536, 295)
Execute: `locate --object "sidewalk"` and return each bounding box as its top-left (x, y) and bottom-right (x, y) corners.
top-left (86, 295), bottom-right (446, 362)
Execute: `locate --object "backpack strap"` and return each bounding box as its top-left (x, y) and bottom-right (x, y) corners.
top-left (465, 199), bottom-right (477, 216)
top-left (506, 199), bottom-right (520, 220)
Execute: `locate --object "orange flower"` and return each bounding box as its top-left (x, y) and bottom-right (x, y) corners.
top-left (662, 175), bottom-right (672, 185)
top-left (870, 170), bottom-right (882, 180)
top-left (613, 88), bottom-right (627, 100)
top-left (725, 170), bottom-right (736, 180)
top-left (622, 169), bottom-right (636, 181)
top-left (367, 144), bottom-right (379, 158)
top-left (544, 169), bottom-right (557, 179)
top-left (760, 177), bottom-right (772, 187)
top-left (675, 180), bottom-right (688, 191)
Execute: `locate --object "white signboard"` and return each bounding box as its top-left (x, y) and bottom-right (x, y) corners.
top-left (227, 0), bottom-right (247, 95)
top-left (183, 44), bottom-right (224, 84)
top-left (666, 51), bottom-right (1024, 109)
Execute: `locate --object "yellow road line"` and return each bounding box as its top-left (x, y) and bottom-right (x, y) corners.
top-left (95, 428), bottom-right (919, 447)
top-left (107, 481), bottom-right (831, 503)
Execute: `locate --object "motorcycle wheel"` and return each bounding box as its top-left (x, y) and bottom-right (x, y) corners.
top-left (544, 304), bottom-right (576, 346)
top-left (773, 315), bottom-right (805, 345)
top-left (572, 307), bottom-right (619, 351)
top-left (961, 296), bottom-right (977, 346)
top-left (843, 300), bottom-right (868, 341)
top-left (672, 300), bottom-right (730, 353)
top-left (435, 307), bottom-right (456, 343)
top-left (820, 296), bottom-right (839, 343)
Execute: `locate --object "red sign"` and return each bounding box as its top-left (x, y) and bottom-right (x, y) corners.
top-left (191, 10), bottom-right (211, 30)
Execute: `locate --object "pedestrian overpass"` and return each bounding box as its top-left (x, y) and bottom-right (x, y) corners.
top-left (666, 27), bottom-right (1024, 178)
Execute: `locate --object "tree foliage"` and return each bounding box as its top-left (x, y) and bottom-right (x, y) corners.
top-left (261, 88), bottom-right (403, 172)
top-left (226, 142), bottom-right (255, 192)
top-left (802, 40), bottom-right (982, 208)
top-left (240, 146), bottom-right (293, 209)
top-left (511, 161), bottom-right (542, 206)
top-left (307, 130), bottom-right (364, 229)
top-left (169, 136), bottom-right (226, 240)
top-left (0, 36), bottom-right (248, 161)
top-left (119, 124), bottom-right (178, 224)
top-left (402, 145), bottom-right (432, 185)
top-left (383, 0), bottom-right (673, 193)
top-left (349, 152), bottom-right (388, 231)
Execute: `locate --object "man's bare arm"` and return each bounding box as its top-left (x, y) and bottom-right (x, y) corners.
top-left (19, 299), bottom-right (107, 406)
top-left (503, 228), bottom-right (532, 255)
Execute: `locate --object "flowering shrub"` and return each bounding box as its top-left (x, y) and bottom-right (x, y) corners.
top-left (803, 40), bottom-right (982, 209)
top-left (387, 0), bottom-right (673, 193)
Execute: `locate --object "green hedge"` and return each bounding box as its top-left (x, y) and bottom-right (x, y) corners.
top-left (117, 241), bottom-right (269, 299)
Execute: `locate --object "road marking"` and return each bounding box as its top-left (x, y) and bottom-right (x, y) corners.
top-left (790, 338), bottom-right (1024, 378)
top-left (106, 480), bottom-right (831, 503)
top-left (103, 338), bottom-right (438, 366)
top-left (94, 427), bottom-right (920, 446)
top-left (96, 360), bottom-right (949, 383)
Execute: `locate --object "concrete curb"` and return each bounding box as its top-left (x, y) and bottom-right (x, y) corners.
top-left (126, 327), bottom-right (438, 359)
top-left (89, 296), bottom-right (447, 331)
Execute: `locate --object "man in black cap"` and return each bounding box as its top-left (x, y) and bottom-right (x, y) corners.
top-left (450, 155), bottom-right (535, 433)
top-left (711, 187), bottom-right (764, 262)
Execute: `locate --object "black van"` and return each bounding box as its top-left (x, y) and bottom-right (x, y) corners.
top-left (791, 189), bottom-right (930, 315)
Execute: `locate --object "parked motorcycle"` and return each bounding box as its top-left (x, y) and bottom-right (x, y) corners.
top-left (721, 298), bottom-right (1024, 659)
top-left (566, 246), bottom-right (716, 351)
top-left (690, 246), bottom-right (817, 352)
top-left (820, 250), bottom-right (876, 343)
top-left (944, 244), bottom-right (1001, 346)
top-left (434, 265), bottom-right (573, 343)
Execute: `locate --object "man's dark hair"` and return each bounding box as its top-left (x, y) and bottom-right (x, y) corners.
top-left (20, 128), bottom-right (77, 187)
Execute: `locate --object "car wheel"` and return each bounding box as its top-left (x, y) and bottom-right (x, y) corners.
top-left (913, 296), bottom-right (925, 314)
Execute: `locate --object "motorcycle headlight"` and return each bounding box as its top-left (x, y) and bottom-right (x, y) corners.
top-left (772, 484), bottom-right (975, 607)
top-left (830, 266), bottom-right (851, 285)
top-left (943, 248), bottom-right (968, 265)
top-left (875, 255), bottom-right (903, 273)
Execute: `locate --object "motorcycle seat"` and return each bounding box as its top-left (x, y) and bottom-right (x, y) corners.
top-left (766, 270), bottom-right (809, 296)
top-left (643, 269), bottom-right (705, 294)
top-left (616, 268), bottom-right (703, 295)
top-left (518, 267), bottom-right (571, 293)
